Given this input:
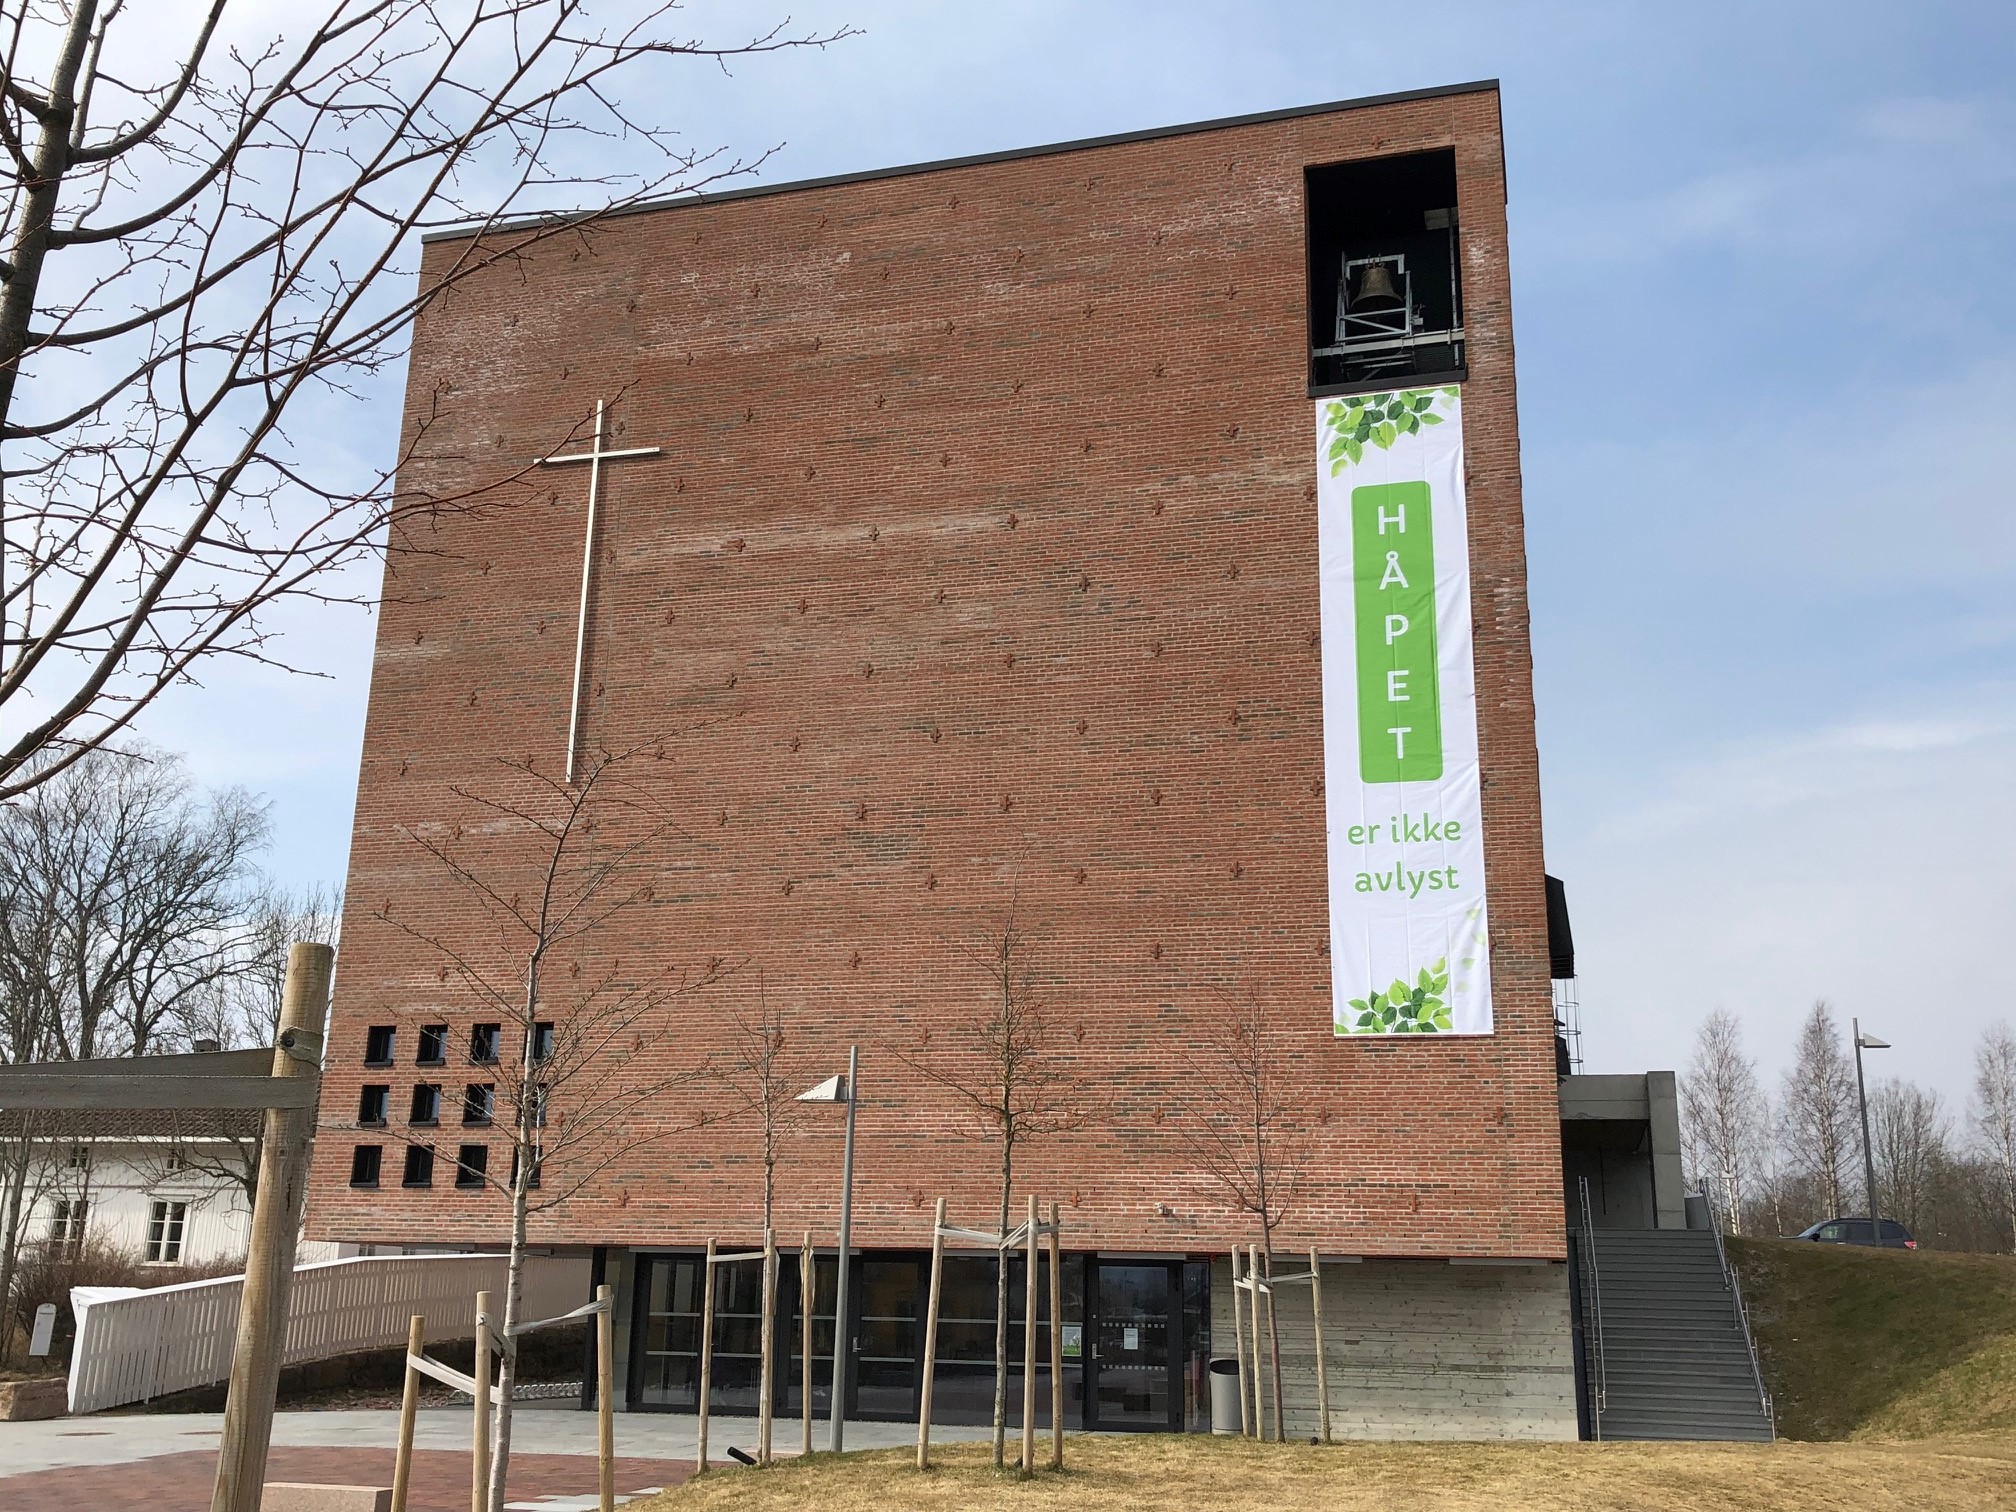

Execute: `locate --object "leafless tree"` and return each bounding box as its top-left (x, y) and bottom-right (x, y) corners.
top-left (1779, 1001), bottom-right (1858, 1219)
top-left (376, 745), bottom-right (725, 1512)
top-left (0, 744), bottom-right (268, 1060)
top-left (702, 982), bottom-right (807, 1237)
top-left (1, 1), bottom-right (856, 800)
top-left (1971, 1022), bottom-right (2016, 1253)
top-left (1680, 1009), bottom-right (1768, 1235)
top-left (1173, 985), bottom-right (1312, 1442)
top-left (1868, 1079), bottom-right (1948, 1236)
top-left (894, 913), bottom-right (1086, 1470)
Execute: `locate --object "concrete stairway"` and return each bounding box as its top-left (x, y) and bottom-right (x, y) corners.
top-left (1584, 1227), bottom-right (1774, 1442)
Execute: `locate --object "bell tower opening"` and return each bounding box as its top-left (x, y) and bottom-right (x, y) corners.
top-left (1306, 148), bottom-right (1464, 393)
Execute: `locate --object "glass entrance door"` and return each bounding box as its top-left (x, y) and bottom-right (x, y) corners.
top-left (1087, 1262), bottom-right (1178, 1431)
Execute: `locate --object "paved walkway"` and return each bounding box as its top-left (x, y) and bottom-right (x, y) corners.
top-left (0, 1403), bottom-right (992, 1510)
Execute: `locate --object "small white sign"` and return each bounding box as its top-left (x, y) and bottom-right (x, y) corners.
top-left (29, 1302), bottom-right (57, 1357)
top-left (1122, 1326), bottom-right (1139, 1352)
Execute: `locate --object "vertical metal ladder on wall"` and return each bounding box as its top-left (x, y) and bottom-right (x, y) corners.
top-left (1575, 1179), bottom-right (1774, 1442)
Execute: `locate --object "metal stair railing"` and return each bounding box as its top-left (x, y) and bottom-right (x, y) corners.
top-left (1699, 1187), bottom-right (1776, 1440)
top-left (1576, 1176), bottom-right (1607, 1437)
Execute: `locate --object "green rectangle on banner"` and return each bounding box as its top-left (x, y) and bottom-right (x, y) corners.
top-left (1352, 481), bottom-right (1442, 782)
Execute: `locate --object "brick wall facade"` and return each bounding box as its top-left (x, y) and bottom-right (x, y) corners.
top-left (310, 83), bottom-right (1564, 1262)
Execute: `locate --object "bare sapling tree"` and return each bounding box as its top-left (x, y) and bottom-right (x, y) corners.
top-left (1174, 985), bottom-right (1313, 1442)
top-left (1, 2), bottom-right (856, 799)
top-left (895, 912), bottom-right (1086, 1470)
top-left (704, 983), bottom-right (808, 1238)
top-left (1680, 1009), bottom-right (1768, 1235)
top-left (376, 746), bottom-right (727, 1512)
top-left (1868, 1079), bottom-right (1948, 1236)
top-left (1972, 1023), bottom-right (2016, 1252)
top-left (1779, 1000), bottom-right (1859, 1222)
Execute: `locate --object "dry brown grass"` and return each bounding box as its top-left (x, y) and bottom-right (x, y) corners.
top-left (634, 1434), bottom-right (2016, 1511)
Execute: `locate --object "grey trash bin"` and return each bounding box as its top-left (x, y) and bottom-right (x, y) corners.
top-left (1208, 1358), bottom-right (1241, 1434)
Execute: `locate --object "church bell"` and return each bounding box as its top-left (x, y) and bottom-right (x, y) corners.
top-left (1353, 260), bottom-right (1403, 309)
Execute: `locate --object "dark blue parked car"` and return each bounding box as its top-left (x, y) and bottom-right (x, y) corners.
top-left (1794, 1217), bottom-right (1916, 1249)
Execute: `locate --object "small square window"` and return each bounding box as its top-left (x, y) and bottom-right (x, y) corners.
top-left (530, 1022), bottom-right (555, 1064)
top-left (65, 1143), bottom-right (91, 1172)
top-left (470, 1023), bottom-right (500, 1065)
top-left (364, 1025), bottom-right (396, 1066)
top-left (164, 1147), bottom-right (188, 1175)
top-left (409, 1083), bottom-right (442, 1125)
top-left (509, 1148), bottom-right (542, 1191)
top-left (350, 1145), bottom-right (383, 1188)
top-left (402, 1146), bottom-right (434, 1188)
top-left (463, 1084), bottom-right (494, 1126)
top-left (455, 1145), bottom-right (489, 1188)
top-left (358, 1086), bottom-right (390, 1126)
top-left (416, 1024), bottom-right (449, 1065)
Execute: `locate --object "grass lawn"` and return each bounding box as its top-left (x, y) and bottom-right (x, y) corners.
top-left (1731, 1238), bottom-right (2016, 1440)
top-left (633, 1435), bottom-right (2016, 1511)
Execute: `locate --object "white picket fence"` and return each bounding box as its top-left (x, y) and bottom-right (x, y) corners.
top-left (67, 1251), bottom-right (591, 1414)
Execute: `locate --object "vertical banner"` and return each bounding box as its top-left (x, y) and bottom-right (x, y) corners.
top-left (1316, 387), bottom-right (1492, 1036)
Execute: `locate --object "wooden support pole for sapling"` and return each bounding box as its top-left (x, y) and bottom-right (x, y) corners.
top-left (1020, 1194), bottom-right (1037, 1475)
top-left (1241, 1249), bottom-right (1257, 1451)
top-left (597, 1283), bottom-right (615, 1512)
top-left (759, 1229), bottom-right (776, 1466)
top-left (1047, 1202), bottom-right (1063, 1470)
top-left (472, 1290), bottom-right (493, 1512)
top-left (1229, 1249), bottom-right (1250, 1438)
top-left (697, 1239), bottom-right (716, 1475)
top-left (391, 1315), bottom-right (423, 1512)
top-left (210, 941), bottom-right (330, 1512)
top-left (916, 1198), bottom-right (946, 1471)
top-left (800, 1231), bottom-right (814, 1457)
top-left (1308, 1249), bottom-right (1331, 1445)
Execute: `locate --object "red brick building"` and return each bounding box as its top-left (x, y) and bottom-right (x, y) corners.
top-left (314, 80), bottom-right (1588, 1438)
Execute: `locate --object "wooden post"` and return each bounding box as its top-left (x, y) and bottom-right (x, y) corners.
top-left (1229, 1248), bottom-right (1250, 1438)
top-left (1020, 1194), bottom-right (1037, 1475)
top-left (1308, 1249), bottom-right (1330, 1445)
top-left (800, 1231), bottom-right (814, 1457)
top-left (1241, 1249), bottom-right (1257, 1451)
top-left (697, 1239), bottom-right (716, 1475)
top-left (472, 1290), bottom-right (493, 1512)
top-left (1047, 1202), bottom-right (1063, 1470)
top-left (916, 1197), bottom-right (946, 1470)
top-left (759, 1229), bottom-right (776, 1466)
top-left (209, 941), bottom-right (330, 1512)
top-left (596, 1283), bottom-right (615, 1512)
top-left (391, 1315), bottom-right (423, 1512)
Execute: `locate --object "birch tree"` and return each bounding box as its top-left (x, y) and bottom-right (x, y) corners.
top-left (1174, 985), bottom-right (1311, 1441)
top-left (1680, 1009), bottom-right (1767, 1235)
top-left (1972, 1022), bottom-right (2016, 1252)
top-left (894, 913), bottom-right (1086, 1470)
top-left (1, 1), bottom-right (853, 799)
top-left (1779, 1000), bottom-right (1858, 1220)
top-left (1868, 1080), bottom-right (1947, 1236)
top-left (376, 747), bottom-right (726, 1512)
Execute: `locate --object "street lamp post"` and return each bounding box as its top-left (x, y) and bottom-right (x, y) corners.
top-left (798, 1045), bottom-right (858, 1454)
top-left (1852, 1018), bottom-right (1889, 1235)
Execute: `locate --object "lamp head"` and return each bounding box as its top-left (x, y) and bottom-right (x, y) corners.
top-left (796, 1073), bottom-right (850, 1103)
top-left (1856, 1031), bottom-right (1890, 1051)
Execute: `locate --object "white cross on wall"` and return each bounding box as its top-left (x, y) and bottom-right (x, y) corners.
top-left (537, 399), bottom-right (662, 783)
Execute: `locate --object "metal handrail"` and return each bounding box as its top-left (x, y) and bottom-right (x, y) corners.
top-left (1698, 1187), bottom-right (1776, 1439)
top-left (1576, 1176), bottom-right (1607, 1435)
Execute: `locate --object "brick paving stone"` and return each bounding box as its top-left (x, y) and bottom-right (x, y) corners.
top-left (0, 1447), bottom-right (692, 1512)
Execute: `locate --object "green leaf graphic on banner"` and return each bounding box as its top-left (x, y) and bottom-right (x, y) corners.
top-left (1321, 387), bottom-right (1459, 474)
top-left (1340, 958), bottom-right (1451, 1034)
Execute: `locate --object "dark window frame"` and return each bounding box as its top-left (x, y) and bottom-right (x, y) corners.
top-left (364, 1025), bottom-right (397, 1067)
top-left (470, 1023), bottom-right (501, 1065)
top-left (409, 1082), bottom-right (442, 1127)
top-left (456, 1144), bottom-right (489, 1189)
top-left (416, 1023), bottom-right (449, 1066)
top-left (358, 1085), bottom-right (390, 1127)
top-left (402, 1145), bottom-right (435, 1188)
top-left (350, 1144), bottom-right (383, 1188)
top-left (463, 1083), bottom-right (495, 1127)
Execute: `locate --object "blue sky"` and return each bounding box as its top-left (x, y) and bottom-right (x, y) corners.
top-left (142, 1), bottom-right (2016, 1111)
